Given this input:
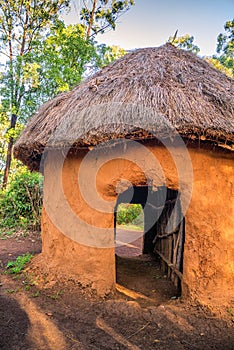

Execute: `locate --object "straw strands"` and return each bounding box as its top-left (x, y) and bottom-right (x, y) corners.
top-left (14, 43), bottom-right (234, 169)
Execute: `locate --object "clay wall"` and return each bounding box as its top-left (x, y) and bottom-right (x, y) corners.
top-left (41, 143), bottom-right (234, 304)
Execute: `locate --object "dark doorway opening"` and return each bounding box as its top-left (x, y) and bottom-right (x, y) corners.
top-left (114, 186), bottom-right (185, 302)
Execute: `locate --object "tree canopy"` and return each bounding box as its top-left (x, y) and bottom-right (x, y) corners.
top-left (79, 0), bottom-right (135, 38)
top-left (168, 33), bottom-right (200, 54)
top-left (0, 0), bottom-right (71, 187)
top-left (215, 19), bottom-right (234, 77)
top-left (0, 0), bottom-right (130, 187)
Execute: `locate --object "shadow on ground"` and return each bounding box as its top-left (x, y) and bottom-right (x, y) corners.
top-left (0, 294), bottom-right (30, 349)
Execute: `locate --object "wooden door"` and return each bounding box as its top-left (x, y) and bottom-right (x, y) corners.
top-left (153, 189), bottom-right (185, 289)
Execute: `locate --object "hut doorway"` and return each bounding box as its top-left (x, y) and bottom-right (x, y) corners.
top-left (115, 185), bottom-right (146, 258)
top-left (115, 202), bottom-right (144, 257)
top-left (114, 186), bottom-right (185, 302)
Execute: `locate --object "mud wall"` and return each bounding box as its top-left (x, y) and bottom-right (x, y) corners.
top-left (41, 143), bottom-right (234, 304)
top-left (182, 149), bottom-right (234, 307)
top-left (41, 150), bottom-right (116, 296)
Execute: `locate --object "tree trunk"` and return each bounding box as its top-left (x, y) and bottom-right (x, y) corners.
top-left (2, 114), bottom-right (17, 189)
top-left (86, 0), bottom-right (97, 39)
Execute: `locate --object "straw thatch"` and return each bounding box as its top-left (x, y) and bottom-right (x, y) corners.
top-left (14, 43), bottom-right (234, 170)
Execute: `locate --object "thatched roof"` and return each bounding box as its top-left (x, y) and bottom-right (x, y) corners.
top-left (14, 43), bottom-right (234, 170)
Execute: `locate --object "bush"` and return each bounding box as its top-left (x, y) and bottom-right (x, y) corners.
top-left (0, 168), bottom-right (43, 230)
top-left (116, 204), bottom-right (143, 225)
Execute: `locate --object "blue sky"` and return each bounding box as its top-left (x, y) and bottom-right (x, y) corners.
top-left (63, 0), bottom-right (234, 56)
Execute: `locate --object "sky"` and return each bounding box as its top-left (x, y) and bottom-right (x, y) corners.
top-left (63, 0), bottom-right (234, 56)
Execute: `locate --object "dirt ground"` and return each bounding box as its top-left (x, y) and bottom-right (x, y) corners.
top-left (0, 230), bottom-right (233, 350)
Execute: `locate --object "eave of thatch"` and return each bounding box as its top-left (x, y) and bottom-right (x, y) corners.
top-left (14, 43), bottom-right (234, 170)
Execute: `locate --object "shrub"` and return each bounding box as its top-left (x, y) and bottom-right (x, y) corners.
top-left (0, 168), bottom-right (43, 230)
top-left (116, 203), bottom-right (143, 225)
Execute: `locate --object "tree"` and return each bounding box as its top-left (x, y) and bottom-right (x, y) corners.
top-left (217, 19), bottom-right (234, 57)
top-left (95, 43), bottom-right (126, 67)
top-left (79, 0), bottom-right (135, 39)
top-left (0, 0), bottom-right (70, 188)
top-left (168, 33), bottom-right (200, 54)
top-left (17, 22), bottom-right (126, 121)
top-left (19, 21), bottom-right (97, 118)
top-left (205, 57), bottom-right (233, 78)
top-left (214, 19), bottom-right (234, 77)
top-left (0, 1), bottom-right (134, 187)
top-left (0, 108), bottom-right (9, 178)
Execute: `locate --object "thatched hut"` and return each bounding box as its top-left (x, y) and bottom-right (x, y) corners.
top-left (14, 43), bottom-right (234, 307)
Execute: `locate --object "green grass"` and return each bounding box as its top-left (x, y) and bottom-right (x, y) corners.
top-left (0, 228), bottom-right (15, 239)
top-left (117, 223), bottom-right (144, 231)
top-left (6, 253), bottom-right (33, 274)
top-left (49, 290), bottom-right (64, 300)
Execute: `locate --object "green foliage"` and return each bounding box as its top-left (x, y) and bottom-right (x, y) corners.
top-left (168, 33), bottom-right (200, 54)
top-left (0, 168), bottom-right (43, 230)
top-left (31, 290), bottom-right (40, 298)
top-left (0, 108), bottom-right (9, 173)
top-left (205, 57), bottom-right (233, 78)
top-left (0, 0), bottom-right (70, 187)
top-left (96, 44), bottom-right (126, 67)
top-left (0, 0), bottom-right (71, 116)
top-left (117, 203), bottom-right (143, 226)
top-left (41, 22), bottom-right (93, 91)
top-left (80, 0), bottom-right (135, 38)
top-left (214, 19), bottom-right (234, 78)
top-left (6, 253), bottom-right (33, 274)
top-left (0, 0), bottom-right (132, 187)
top-left (0, 106), bottom-right (24, 163)
top-left (18, 21), bottom-right (98, 117)
top-left (217, 19), bottom-right (234, 56)
top-left (17, 22), bottom-right (126, 119)
top-left (49, 290), bottom-right (64, 300)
